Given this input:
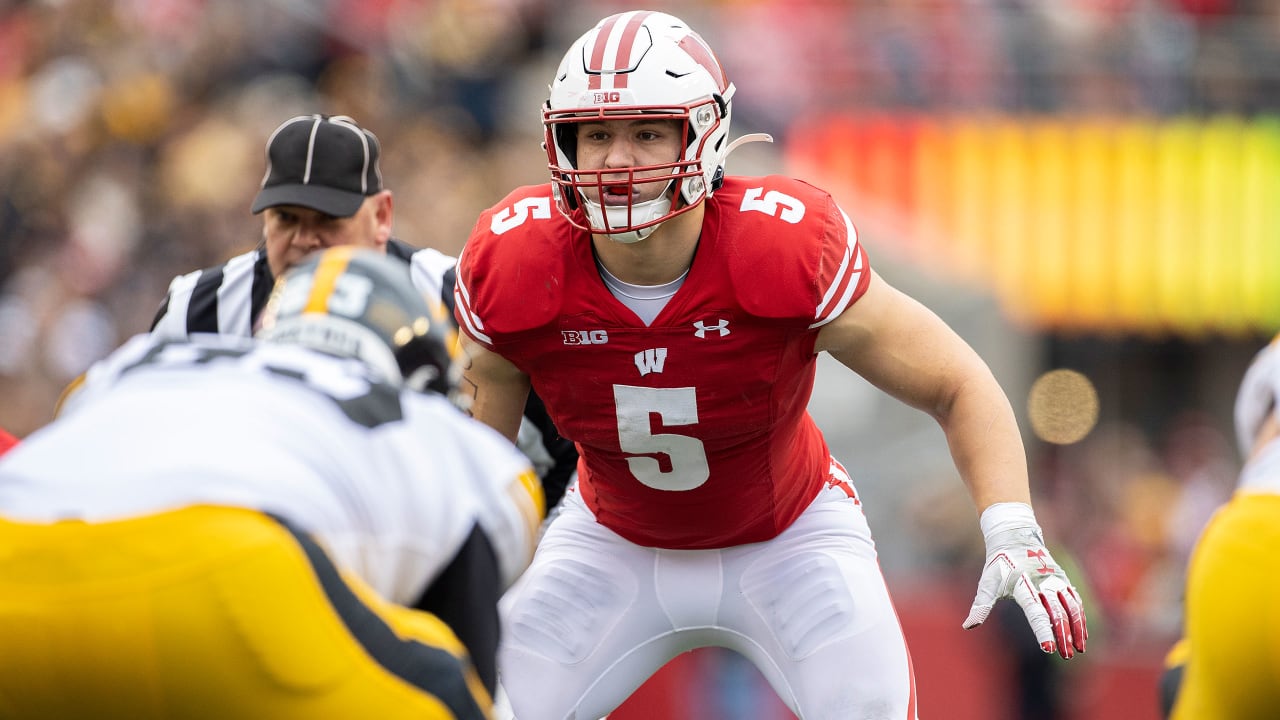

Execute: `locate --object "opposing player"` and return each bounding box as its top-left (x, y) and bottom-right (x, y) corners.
top-left (0, 247), bottom-right (543, 719)
top-left (453, 11), bottom-right (1087, 719)
top-left (1162, 333), bottom-right (1280, 718)
top-left (148, 112), bottom-right (577, 511)
top-left (0, 427), bottom-right (16, 455)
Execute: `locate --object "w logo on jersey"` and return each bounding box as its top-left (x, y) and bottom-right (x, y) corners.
top-left (693, 319), bottom-right (730, 338)
top-left (634, 348), bottom-right (667, 376)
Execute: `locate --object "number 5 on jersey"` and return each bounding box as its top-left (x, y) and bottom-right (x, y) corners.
top-left (613, 385), bottom-right (709, 491)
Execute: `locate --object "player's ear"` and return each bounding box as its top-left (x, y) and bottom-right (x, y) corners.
top-left (372, 190), bottom-right (394, 246)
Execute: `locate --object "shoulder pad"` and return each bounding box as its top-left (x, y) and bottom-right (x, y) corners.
top-left (455, 185), bottom-right (571, 343)
top-left (715, 176), bottom-right (871, 326)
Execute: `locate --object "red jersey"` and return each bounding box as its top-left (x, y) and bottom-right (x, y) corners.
top-left (455, 176), bottom-right (871, 548)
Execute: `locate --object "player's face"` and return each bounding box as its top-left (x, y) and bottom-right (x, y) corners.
top-left (262, 193), bottom-right (392, 277)
top-left (574, 119), bottom-right (682, 207)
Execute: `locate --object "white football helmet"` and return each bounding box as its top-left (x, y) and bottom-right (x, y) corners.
top-left (544, 11), bottom-right (743, 243)
top-left (1235, 333), bottom-right (1280, 458)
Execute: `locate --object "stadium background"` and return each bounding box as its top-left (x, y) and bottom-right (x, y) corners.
top-left (0, 0), bottom-right (1272, 717)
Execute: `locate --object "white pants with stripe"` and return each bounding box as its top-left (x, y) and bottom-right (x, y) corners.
top-left (497, 481), bottom-right (918, 720)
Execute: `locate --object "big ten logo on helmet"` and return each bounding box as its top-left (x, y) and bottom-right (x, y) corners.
top-left (563, 330), bottom-right (609, 345)
top-left (592, 91), bottom-right (621, 104)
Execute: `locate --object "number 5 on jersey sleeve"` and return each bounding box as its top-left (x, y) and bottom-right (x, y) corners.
top-left (613, 385), bottom-right (710, 491)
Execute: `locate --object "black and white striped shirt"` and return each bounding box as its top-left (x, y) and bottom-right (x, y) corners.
top-left (149, 238), bottom-right (577, 512)
top-left (150, 240), bottom-right (455, 337)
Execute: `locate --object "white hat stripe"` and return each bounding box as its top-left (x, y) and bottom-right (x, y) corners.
top-left (303, 116), bottom-right (321, 185)
top-left (331, 116), bottom-right (372, 194)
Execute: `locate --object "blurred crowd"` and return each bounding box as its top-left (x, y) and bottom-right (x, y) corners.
top-left (3, 0), bottom-right (1276, 428)
top-left (0, 0), bottom-right (1274, 704)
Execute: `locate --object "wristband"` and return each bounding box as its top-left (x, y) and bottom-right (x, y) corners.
top-left (978, 501), bottom-right (1040, 538)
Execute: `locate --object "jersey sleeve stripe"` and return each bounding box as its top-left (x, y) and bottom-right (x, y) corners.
top-left (810, 208), bottom-right (865, 329)
top-left (187, 266), bottom-right (224, 334)
top-left (150, 270), bottom-right (200, 338)
top-left (217, 251), bottom-right (258, 337)
top-left (452, 274), bottom-right (493, 345)
top-left (248, 253), bottom-right (276, 331)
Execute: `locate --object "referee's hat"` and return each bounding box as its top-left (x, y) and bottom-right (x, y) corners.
top-left (251, 114), bottom-right (384, 218)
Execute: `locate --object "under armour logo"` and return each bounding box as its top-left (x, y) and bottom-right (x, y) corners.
top-left (1027, 549), bottom-right (1055, 575)
top-left (693, 319), bottom-right (730, 338)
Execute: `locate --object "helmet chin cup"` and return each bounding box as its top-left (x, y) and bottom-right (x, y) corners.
top-left (580, 184), bottom-right (674, 243)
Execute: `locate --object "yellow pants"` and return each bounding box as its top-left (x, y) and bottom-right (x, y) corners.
top-left (0, 506), bottom-right (491, 720)
top-left (1171, 493), bottom-right (1280, 720)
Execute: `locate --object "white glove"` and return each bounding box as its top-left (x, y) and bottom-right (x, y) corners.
top-left (962, 502), bottom-right (1087, 659)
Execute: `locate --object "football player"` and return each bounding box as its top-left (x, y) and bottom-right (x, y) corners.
top-left (0, 247), bottom-right (542, 719)
top-left (453, 10), bottom-right (1087, 719)
top-left (148, 113), bottom-right (577, 514)
top-left (1163, 333), bottom-right (1280, 718)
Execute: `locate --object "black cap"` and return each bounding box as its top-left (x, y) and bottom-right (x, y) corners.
top-left (251, 114), bottom-right (383, 217)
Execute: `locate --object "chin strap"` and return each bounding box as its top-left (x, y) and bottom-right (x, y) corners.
top-left (724, 132), bottom-right (774, 158)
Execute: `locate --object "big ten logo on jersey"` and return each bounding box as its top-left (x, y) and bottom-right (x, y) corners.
top-left (562, 329), bottom-right (609, 345)
top-left (491, 196), bottom-right (552, 235)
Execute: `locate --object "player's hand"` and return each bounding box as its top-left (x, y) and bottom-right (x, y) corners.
top-left (962, 502), bottom-right (1087, 659)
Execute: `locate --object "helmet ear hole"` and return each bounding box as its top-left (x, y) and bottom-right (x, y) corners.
top-left (559, 176), bottom-right (580, 211)
top-left (555, 125), bottom-right (578, 168)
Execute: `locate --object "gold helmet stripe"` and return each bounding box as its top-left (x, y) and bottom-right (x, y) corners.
top-left (304, 246), bottom-right (355, 314)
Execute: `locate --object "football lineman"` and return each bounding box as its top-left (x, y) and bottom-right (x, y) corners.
top-left (453, 10), bottom-right (1087, 719)
top-left (0, 247), bottom-right (542, 719)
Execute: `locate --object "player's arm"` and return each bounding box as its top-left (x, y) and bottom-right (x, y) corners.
top-left (411, 524), bottom-right (503, 695)
top-left (457, 333), bottom-right (531, 445)
top-left (816, 268), bottom-right (1029, 510)
top-left (816, 269), bottom-right (1087, 658)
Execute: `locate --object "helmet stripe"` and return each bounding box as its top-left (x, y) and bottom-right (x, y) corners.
top-left (587, 11), bottom-right (653, 90)
top-left (304, 246), bottom-right (355, 314)
top-left (609, 11), bottom-right (651, 89)
top-left (679, 33), bottom-right (729, 94)
top-left (586, 14), bottom-right (620, 90)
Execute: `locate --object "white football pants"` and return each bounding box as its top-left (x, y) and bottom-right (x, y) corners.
top-left (497, 481), bottom-right (918, 720)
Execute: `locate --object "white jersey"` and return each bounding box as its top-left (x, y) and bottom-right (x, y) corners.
top-left (0, 333), bottom-right (540, 604)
